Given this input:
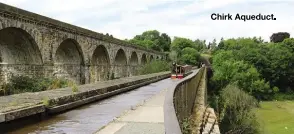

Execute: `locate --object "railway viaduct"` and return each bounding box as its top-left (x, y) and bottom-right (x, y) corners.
top-left (0, 3), bottom-right (165, 86)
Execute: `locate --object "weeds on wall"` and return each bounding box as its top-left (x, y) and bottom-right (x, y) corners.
top-left (42, 97), bottom-right (50, 106)
top-left (0, 75), bottom-right (74, 96)
top-left (181, 118), bottom-right (192, 134)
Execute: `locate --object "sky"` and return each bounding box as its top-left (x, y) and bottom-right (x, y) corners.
top-left (0, 0), bottom-right (294, 43)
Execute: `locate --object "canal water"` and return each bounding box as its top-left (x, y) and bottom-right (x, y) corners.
top-left (5, 78), bottom-right (174, 134)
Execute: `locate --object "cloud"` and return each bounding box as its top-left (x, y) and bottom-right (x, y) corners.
top-left (0, 0), bottom-right (293, 43)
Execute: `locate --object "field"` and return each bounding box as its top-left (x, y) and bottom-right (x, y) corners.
top-left (255, 101), bottom-right (294, 134)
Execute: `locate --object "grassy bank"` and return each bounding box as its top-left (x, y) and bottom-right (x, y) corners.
top-left (255, 101), bottom-right (294, 134)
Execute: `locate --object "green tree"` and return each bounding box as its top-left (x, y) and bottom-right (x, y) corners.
top-left (194, 39), bottom-right (207, 52)
top-left (211, 50), bottom-right (273, 100)
top-left (179, 47), bottom-right (200, 65)
top-left (160, 33), bottom-right (172, 52)
top-left (169, 50), bottom-right (178, 62)
top-left (129, 30), bottom-right (171, 52)
top-left (171, 37), bottom-right (195, 55)
top-left (211, 39), bottom-right (217, 50)
top-left (283, 38), bottom-right (294, 52)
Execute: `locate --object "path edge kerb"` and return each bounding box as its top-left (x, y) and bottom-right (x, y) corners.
top-left (0, 72), bottom-right (170, 123)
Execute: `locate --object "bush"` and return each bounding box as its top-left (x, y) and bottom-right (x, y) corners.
top-left (138, 60), bottom-right (170, 75)
top-left (273, 92), bottom-right (294, 101)
top-left (1, 75), bottom-right (73, 95)
top-left (217, 84), bottom-right (261, 134)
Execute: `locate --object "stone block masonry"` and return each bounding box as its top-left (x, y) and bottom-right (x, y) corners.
top-left (0, 71), bottom-right (170, 124)
top-left (0, 2), bottom-right (166, 86)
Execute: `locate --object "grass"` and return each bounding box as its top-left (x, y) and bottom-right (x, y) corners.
top-left (0, 75), bottom-right (75, 96)
top-left (200, 53), bottom-right (212, 58)
top-left (42, 97), bottom-right (50, 106)
top-left (255, 101), bottom-right (294, 134)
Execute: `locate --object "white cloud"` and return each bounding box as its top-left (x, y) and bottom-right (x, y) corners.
top-left (0, 0), bottom-right (293, 43)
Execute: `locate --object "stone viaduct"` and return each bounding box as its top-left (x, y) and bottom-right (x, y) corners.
top-left (0, 3), bottom-right (166, 86)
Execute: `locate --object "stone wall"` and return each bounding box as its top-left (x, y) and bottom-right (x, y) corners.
top-left (164, 68), bottom-right (204, 134)
top-left (0, 2), bottom-right (166, 86)
top-left (192, 68), bottom-right (220, 134)
top-left (164, 67), bottom-right (220, 134)
top-left (198, 107), bottom-right (220, 134)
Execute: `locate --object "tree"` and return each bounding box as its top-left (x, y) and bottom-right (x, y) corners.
top-left (208, 42), bottom-right (211, 49)
top-left (179, 47), bottom-right (200, 65)
top-left (270, 32), bottom-right (290, 43)
top-left (171, 37), bottom-right (195, 55)
top-left (282, 38), bottom-right (294, 51)
top-left (129, 39), bottom-right (153, 48)
top-left (211, 39), bottom-right (217, 49)
top-left (194, 39), bottom-right (207, 52)
top-left (217, 37), bottom-right (225, 49)
top-left (128, 30), bottom-right (171, 52)
top-left (160, 33), bottom-right (172, 52)
top-left (169, 50), bottom-right (178, 62)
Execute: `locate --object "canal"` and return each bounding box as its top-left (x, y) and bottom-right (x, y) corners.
top-left (3, 78), bottom-right (174, 134)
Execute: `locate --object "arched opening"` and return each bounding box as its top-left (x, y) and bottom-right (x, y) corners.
top-left (54, 39), bottom-right (84, 84)
top-left (129, 52), bottom-right (139, 76)
top-left (130, 52), bottom-right (139, 65)
top-left (114, 49), bottom-right (127, 78)
top-left (0, 27), bottom-right (43, 86)
top-left (141, 54), bottom-right (147, 65)
top-left (91, 45), bottom-right (110, 82)
top-left (150, 55), bottom-right (154, 62)
top-left (156, 56), bottom-right (160, 60)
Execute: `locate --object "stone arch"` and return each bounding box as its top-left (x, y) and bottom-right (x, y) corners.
top-left (129, 51), bottom-right (139, 76)
top-left (54, 38), bottom-right (85, 84)
top-left (90, 45), bottom-right (110, 82)
top-left (156, 56), bottom-right (160, 60)
top-left (141, 54), bottom-right (147, 64)
top-left (0, 27), bottom-right (43, 86)
top-left (114, 49), bottom-right (127, 78)
top-left (0, 27), bottom-right (43, 64)
top-left (150, 55), bottom-right (154, 62)
top-left (130, 52), bottom-right (139, 65)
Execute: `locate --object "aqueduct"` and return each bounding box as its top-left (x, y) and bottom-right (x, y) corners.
top-left (0, 3), bottom-right (165, 85)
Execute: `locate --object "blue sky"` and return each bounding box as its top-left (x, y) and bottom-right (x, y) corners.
top-left (1, 0), bottom-right (294, 43)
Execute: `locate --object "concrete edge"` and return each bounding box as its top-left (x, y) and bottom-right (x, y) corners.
top-left (0, 113), bottom-right (5, 122)
top-left (0, 72), bottom-right (170, 123)
top-left (1, 104), bottom-right (45, 122)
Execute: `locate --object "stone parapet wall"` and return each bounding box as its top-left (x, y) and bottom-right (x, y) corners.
top-left (198, 107), bottom-right (220, 134)
top-left (164, 68), bottom-right (204, 134)
top-left (164, 67), bottom-right (220, 134)
top-left (192, 67), bottom-right (220, 134)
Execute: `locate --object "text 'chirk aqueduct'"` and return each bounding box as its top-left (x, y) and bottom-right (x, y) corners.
top-left (0, 3), bottom-right (166, 86)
